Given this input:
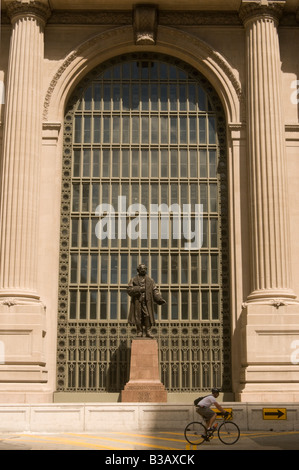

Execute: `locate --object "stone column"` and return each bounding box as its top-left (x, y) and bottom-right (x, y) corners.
top-left (0, 1), bottom-right (51, 402)
top-left (240, 0), bottom-right (295, 303)
top-left (237, 1), bottom-right (299, 402)
top-left (0, 0), bottom-right (50, 300)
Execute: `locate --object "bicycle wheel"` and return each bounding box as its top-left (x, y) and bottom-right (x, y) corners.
top-left (184, 421), bottom-right (207, 445)
top-left (218, 421), bottom-right (240, 445)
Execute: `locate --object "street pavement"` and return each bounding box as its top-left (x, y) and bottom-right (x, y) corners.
top-left (0, 429), bottom-right (299, 452)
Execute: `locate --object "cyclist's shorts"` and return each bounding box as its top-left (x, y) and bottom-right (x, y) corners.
top-left (196, 406), bottom-right (215, 420)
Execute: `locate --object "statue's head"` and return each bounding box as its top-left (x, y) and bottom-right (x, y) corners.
top-left (137, 264), bottom-right (147, 276)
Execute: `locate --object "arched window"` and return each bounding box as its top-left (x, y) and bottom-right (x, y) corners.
top-left (57, 54), bottom-right (230, 396)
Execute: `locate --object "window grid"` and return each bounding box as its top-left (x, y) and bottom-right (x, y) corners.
top-left (69, 60), bottom-right (220, 323)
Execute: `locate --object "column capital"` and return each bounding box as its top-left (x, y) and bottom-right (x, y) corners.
top-left (239, 0), bottom-right (286, 27)
top-left (4, 0), bottom-right (51, 26)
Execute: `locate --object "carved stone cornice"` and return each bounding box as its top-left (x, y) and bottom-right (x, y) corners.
top-left (133, 5), bottom-right (158, 45)
top-left (45, 10), bottom-right (242, 26)
top-left (239, 0), bottom-right (286, 27)
top-left (5, 0), bottom-right (51, 26)
top-left (48, 10), bottom-right (131, 25)
top-left (160, 11), bottom-right (242, 25)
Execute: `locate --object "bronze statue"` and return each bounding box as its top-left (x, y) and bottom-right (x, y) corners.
top-left (127, 264), bottom-right (166, 338)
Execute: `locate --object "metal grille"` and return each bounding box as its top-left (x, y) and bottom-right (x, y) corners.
top-left (57, 322), bottom-right (229, 392)
top-left (57, 53), bottom-right (231, 394)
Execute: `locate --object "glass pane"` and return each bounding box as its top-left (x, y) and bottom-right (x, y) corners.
top-left (181, 255), bottom-right (188, 284)
top-left (120, 290), bottom-right (127, 319)
top-left (192, 291), bottom-right (199, 320)
top-left (80, 290), bottom-right (87, 319)
top-left (171, 291), bottom-right (179, 319)
top-left (81, 218), bottom-right (89, 247)
top-left (100, 254), bottom-right (108, 283)
top-left (191, 255), bottom-right (198, 283)
top-left (171, 150), bottom-right (178, 177)
top-left (93, 116), bottom-right (101, 143)
top-left (121, 254), bottom-right (128, 284)
top-left (171, 255), bottom-right (178, 283)
top-left (93, 150), bottom-right (100, 177)
top-left (181, 291), bottom-right (189, 320)
top-left (201, 254), bottom-right (208, 284)
top-left (122, 150), bottom-right (129, 177)
top-left (70, 254), bottom-right (78, 283)
top-left (84, 116), bottom-right (91, 143)
top-left (209, 150), bottom-right (217, 177)
top-left (209, 117), bottom-right (216, 144)
top-left (90, 254), bottom-right (98, 283)
top-left (74, 116), bottom-right (82, 143)
top-left (201, 291), bottom-right (209, 320)
top-left (100, 291), bottom-right (107, 319)
top-left (90, 290), bottom-right (97, 319)
top-left (212, 291), bottom-right (219, 319)
top-left (161, 255), bottom-right (168, 284)
top-left (69, 291), bottom-right (77, 319)
top-left (73, 150), bottom-right (81, 177)
top-left (110, 255), bottom-right (118, 284)
top-left (72, 185), bottom-right (80, 212)
top-left (110, 291), bottom-right (118, 319)
top-left (83, 150), bottom-right (90, 177)
top-left (190, 150), bottom-right (198, 178)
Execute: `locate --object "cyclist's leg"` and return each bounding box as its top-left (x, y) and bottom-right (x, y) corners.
top-left (195, 408), bottom-right (207, 427)
top-left (205, 410), bottom-right (217, 430)
top-left (196, 407), bottom-right (215, 430)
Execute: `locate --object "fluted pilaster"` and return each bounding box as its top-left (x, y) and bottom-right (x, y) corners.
top-left (240, 0), bottom-right (296, 301)
top-left (0, 1), bottom-right (51, 299)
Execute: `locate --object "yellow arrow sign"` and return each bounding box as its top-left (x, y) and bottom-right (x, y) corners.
top-left (263, 408), bottom-right (287, 420)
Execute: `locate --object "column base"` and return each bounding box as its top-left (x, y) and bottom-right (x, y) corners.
top-left (0, 386), bottom-right (52, 404)
top-left (0, 298), bottom-right (48, 401)
top-left (238, 301), bottom-right (299, 402)
top-left (246, 288), bottom-right (297, 303)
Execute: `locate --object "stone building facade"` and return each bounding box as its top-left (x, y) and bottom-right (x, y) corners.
top-left (0, 0), bottom-right (299, 404)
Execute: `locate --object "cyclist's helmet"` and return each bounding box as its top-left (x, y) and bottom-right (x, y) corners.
top-left (212, 387), bottom-right (221, 394)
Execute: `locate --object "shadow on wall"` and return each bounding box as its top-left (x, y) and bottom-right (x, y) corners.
top-left (107, 340), bottom-right (131, 397)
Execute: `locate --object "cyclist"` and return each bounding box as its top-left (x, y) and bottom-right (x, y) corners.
top-left (195, 387), bottom-right (228, 432)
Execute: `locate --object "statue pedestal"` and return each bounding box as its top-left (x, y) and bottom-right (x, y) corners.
top-left (121, 338), bottom-right (167, 402)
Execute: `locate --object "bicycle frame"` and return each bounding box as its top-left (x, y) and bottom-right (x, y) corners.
top-left (185, 412), bottom-right (240, 446)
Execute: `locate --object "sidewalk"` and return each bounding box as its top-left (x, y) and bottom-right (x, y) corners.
top-left (1, 429), bottom-right (299, 451)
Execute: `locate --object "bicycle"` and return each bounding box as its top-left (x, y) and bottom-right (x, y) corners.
top-left (184, 412), bottom-right (240, 446)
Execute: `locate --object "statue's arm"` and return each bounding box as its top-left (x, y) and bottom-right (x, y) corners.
top-left (127, 279), bottom-right (143, 297)
top-left (152, 281), bottom-right (167, 305)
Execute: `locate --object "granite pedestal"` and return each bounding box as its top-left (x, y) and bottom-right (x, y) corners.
top-left (121, 338), bottom-right (167, 402)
